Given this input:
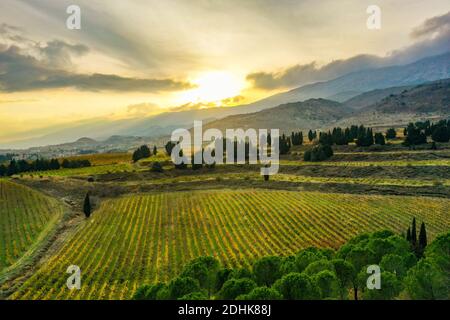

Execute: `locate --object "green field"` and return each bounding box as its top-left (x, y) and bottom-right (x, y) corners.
top-left (10, 189), bottom-right (450, 300)
top-left (0, 180), bottom-right (64, 273)
top-left (136, 172), bottom-right (450, 188)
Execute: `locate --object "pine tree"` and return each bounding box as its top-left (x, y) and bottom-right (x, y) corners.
top-left (83, 192), bottom-right (92, 218)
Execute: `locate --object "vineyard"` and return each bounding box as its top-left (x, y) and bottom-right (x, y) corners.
top-left (139, 172), bottom-right (450, 188)
top-left (64, 153), bottom-right (131, 166)
top-left (11, 189), bottom-right (450, 300)
top-left (0, 180), bottom-right (64, 272)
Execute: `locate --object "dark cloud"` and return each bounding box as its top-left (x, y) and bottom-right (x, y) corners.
top-left (411, 11), bottom-right (450, 38)
top-left (248, 12), bottom-right (450, 90)
top-left (247, 55), bottom-right (386, 90)
top-left (38, 40), bottom-right (89, 69)
top-left (0, 45), bottom-right (193, 93)
top-left (0, 23), bottom-right (193, 93)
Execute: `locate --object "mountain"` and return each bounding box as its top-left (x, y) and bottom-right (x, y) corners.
top-left (236, 52), bottom-right (450, 113)
top-left (201, 99), bottom-right (351, 134)
top-left (203, 79), bottom-right (450, 135)
top-left (335, 79), bottom-right (450, 129)
top-left (2, 52), bottom-right (449, 149)
top-left (343, 85), bottom-right (414, 110)
top-left (364, 78), bottom-right (450, 114)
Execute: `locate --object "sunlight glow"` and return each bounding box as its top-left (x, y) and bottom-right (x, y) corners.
top-left (179, 71), bottom-right (247, 106)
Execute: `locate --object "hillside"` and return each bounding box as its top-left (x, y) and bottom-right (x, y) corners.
top-left (227, 52), bottom-right (450, 114)
top-left (343, 85), bottom-right (414, 110)
top-left (367, 78), bottom-right (450, 114)
top-left (202, 99), bottom-right (350, 134)
top-left (334, 79), bottom-right (450, 129)
top-left (0, 181), bottom-right (64, 273)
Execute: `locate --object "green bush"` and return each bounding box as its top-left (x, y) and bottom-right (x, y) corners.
top-left (150, 161), bottom-right (164, 173)
top-left (303, 144), bottom-right (333, 162)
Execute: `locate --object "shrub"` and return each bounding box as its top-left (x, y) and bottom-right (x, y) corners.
top-left (303, 144), bottom-right (333, 162)
top-left (385, 128), bottom-right (397, 140)
top-left (150, 161), bottom-right (164, 173)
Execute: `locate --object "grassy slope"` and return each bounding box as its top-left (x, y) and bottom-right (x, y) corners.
top-left (0, 180), bottom-right (64, 277)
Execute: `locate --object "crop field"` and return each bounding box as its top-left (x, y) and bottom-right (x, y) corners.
top-left (281, 159), bottom-right (450, 167)
top-left (11, 189), bottom-right (450, 300)
top-left (20, 163), bottom-right (136, 178)
top-left (0, 180), bottom-right (64, 272)
top-left (137, 172), bottom-right (450, 188)
top-left (64, 153), bottom-right (131, 166)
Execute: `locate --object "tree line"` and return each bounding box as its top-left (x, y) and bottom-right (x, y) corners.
top-left (132, 145), bottom-right (158, 162)
top-left (404, 120), bottom-right (450, 147)
top-left (133, 227), bottom-right (448, 300)
top-left (0, 158), bottom-right (91, 176)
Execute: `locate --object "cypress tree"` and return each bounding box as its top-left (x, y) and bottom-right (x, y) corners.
top-left (406, 227), bottom-right (411, 242)
top-left (83, 192), bottom-right (92, 218)
top-left (411, 217), bottom-right (417, 247)
top-left (308, 130), bottom-right (314, 142)
top-left (153, 146), bottom-right (157, 156)
top-left (418, 222), bottom-right (428, 254)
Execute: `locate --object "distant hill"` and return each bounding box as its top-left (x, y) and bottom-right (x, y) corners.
top-left (343, 85), bottom-right (414, 110)
top-left (244, 52), bottom-right (450, 110)
top-left (203, 79), bottom-right (450, 135)
top-left (334, 79), bottom-right (450, 129)
top-left (202, 99), bottom-right (350, 134)
top-left (366, 78), bottom-right (450, 114)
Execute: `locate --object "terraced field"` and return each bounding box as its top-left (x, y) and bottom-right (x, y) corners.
top-left (11, 189), bottom-right (450, 300)
top-left (138, 172), bottom-right (450, 188)
top-left (0, 180), bottom-right (64, 273)
top-left (281, 159), bottom-right (450, 167)
top-left (24, 163), bottom-right (135, 177)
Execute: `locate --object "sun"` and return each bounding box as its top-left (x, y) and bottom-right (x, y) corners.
top-left (179, 71), bottom-right (246, 106)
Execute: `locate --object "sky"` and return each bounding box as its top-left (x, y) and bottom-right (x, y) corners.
top-left (0, 0), bottom-right (449, 143)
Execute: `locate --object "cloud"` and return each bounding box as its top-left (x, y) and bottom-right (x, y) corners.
top-left (127, 102), bottom-right (162, 117)
top-left (247, 55), bottom-right (386, 90)
top-left (248, 11), bottom-right (450, 90)
top-left (0, 45), bottom-right (193, 93)
top-left (38, 40), bottom-right (89, 69)
top-left (411, 11), bottom-right (450, 38)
